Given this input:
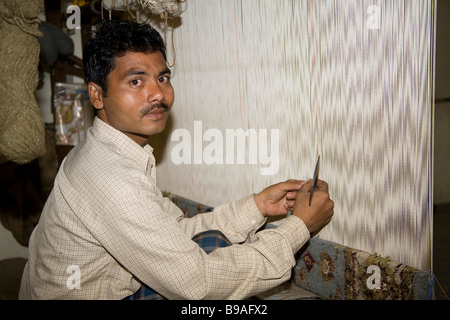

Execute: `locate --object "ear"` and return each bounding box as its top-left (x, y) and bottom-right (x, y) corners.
top-left (88, 82), bottom-right (105, 111)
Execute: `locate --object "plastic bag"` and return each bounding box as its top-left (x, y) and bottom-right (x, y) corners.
top-left (53, 83), bottom-right (91, 146)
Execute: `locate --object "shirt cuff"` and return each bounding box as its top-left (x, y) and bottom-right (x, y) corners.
top-left (273, 215), bottom-right (311, 253)
top-left (234, 195), bottom-right (267, 233)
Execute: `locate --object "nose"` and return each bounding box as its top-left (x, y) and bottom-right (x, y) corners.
top-left (146, 80), bottom-right (164, 103)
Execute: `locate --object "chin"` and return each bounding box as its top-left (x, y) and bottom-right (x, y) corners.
top-left (150, 127), bottom-right (166, 135)
top-left (147, 121), bottom-right (169, 136)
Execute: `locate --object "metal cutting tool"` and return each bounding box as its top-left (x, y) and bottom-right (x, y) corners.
top-left (309, 155), bottom-right (320, 206)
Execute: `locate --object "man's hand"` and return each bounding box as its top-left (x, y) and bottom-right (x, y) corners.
top-left (291, 179), bottom-right (334, 233)
top-left (253, 179), bottom-right (307, 217)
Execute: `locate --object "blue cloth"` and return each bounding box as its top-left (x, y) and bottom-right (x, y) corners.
top-left (123, 230), bottom-right (232, 300)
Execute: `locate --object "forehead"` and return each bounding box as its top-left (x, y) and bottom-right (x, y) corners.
top-left (111, 51), bottom-right (168, 78)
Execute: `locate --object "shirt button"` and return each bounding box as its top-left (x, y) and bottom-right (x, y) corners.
top-left (251, 220), bottom-right (256, 226)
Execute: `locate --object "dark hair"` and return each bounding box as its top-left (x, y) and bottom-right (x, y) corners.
top-left (83, 19), bottom-right (167, 96)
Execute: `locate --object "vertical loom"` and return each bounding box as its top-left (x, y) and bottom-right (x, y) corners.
top-left (150, 0), bottom-right (435, 271)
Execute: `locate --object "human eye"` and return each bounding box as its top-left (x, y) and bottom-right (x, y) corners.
top-left (158, 74), bottom-right (171, 84)
top-left (129, 78), bottom-right (143, 87)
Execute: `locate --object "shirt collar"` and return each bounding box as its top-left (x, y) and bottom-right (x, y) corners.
top-left (91, 117), bottom-right (155, 171)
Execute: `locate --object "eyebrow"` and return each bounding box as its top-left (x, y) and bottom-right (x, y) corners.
top-left (123, 68), bottom-right (171, 78)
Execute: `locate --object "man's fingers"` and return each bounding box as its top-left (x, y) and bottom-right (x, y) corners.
top-left (280, 179), bottom-right (306, 192)
top-left (316, 180), bottom-right (329, 193)
top-left (299, 179), bottom-right (312, 192)
top-left (281, 179), bottom-right (330, 211)
top-left (286, 190), bottom-right (298, 200)
top-left (299, 179), bottom-right (329, 193)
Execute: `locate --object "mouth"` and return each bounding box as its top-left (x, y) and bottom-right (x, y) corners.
top-left (141, 104), bottom-right (170, 120)
top-left (144, 109), bottom-right (168, 120)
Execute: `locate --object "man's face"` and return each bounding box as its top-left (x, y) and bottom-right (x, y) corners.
top-left (89, 51), bottom-right (174, 146)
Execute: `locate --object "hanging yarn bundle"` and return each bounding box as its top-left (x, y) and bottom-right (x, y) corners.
top-left (0, 0), bottom-right (46, 164)
top-left (137, 0), bottom-right (182, 18)
top-left (101, 0), bottom-right (182, 19)
top-left (101, 0), bottom-right (183, 67)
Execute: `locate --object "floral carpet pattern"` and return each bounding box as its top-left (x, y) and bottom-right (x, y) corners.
top-left (291, 237), bottom-right (434, 300)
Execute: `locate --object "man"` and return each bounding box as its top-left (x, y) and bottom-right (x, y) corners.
top-left (19, 19), bottom-right (334, 300)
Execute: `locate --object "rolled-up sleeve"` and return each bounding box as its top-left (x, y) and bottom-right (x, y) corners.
top-left (174, 195), bottom-right (266, 244)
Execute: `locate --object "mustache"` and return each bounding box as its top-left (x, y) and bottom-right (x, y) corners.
top-left (140, 103), bottom-right (170, 116)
